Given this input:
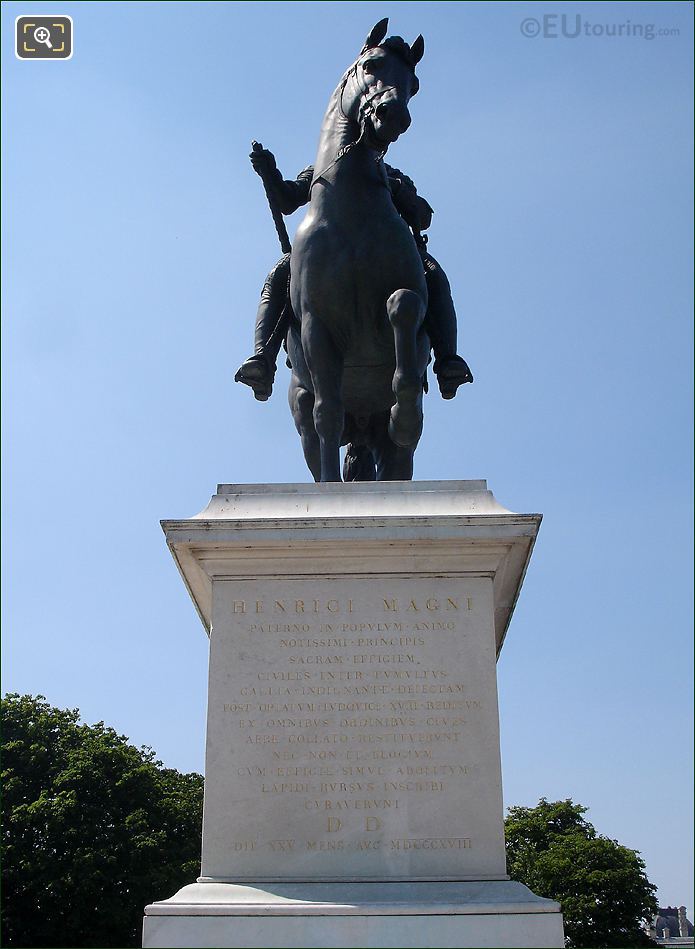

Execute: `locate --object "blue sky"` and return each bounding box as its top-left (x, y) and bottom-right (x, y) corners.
top-left (3, 0), bottom-right (693, 910)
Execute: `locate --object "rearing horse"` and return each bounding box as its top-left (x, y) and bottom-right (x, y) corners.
top-left (288, 19), bottom-right (428, 482)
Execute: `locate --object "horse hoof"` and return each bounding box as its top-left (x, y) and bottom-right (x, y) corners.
top-left (389, 402), bottom-right (423, 448)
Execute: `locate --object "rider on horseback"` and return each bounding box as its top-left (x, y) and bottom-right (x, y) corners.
top-left (235, 146), bottom-right (473, 402)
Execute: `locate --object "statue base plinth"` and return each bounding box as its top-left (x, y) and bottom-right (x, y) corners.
top-left (144, 481), bottom-right (563, 948)
top-left (143, 881), bottom-right (564, 948)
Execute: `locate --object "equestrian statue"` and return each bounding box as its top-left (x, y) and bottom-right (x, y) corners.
top-left (236, 18), bottom-right (473, 482)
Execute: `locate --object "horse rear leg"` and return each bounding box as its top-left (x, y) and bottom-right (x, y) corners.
top-left (301, 316), bottom-right (344, 482)
top-left (387, 289), bottom-right (427, 448)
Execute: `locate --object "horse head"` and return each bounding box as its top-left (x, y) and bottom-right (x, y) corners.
top-left (341, 18), bottom-right (424, 150)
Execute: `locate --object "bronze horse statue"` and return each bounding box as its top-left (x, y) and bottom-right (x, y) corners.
top-left (287, 19), bottom-right (430, 482)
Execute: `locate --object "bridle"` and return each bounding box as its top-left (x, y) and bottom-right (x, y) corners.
top-left (310, 56), bottom-right (400, 190)
top-left (340, 60), bottom-right (392, 130)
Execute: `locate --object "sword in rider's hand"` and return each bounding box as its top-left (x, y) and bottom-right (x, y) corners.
top-left (251, 140), bottom-right (292, 255)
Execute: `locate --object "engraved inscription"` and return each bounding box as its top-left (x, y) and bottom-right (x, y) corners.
top-left (217, 581), bottom-right (489, 872)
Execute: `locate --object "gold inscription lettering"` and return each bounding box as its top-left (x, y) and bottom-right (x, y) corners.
top-left (390, 837), bottom-right (472, 850)
top-left (268, 839), bottom-right (295, 852)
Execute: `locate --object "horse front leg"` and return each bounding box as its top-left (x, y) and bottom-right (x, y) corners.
top-left (301, 315), bottom-right (344, 482)
top-left (372, 434), bottom-right (415, 481)
top-left (289, 375), bottom-right (321, 482)
top-left (287, 329), bottom-right (322, 481)
top-left (387, 289), bottom-right (427, 448)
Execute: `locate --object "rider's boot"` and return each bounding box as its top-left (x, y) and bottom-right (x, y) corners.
top-left (235, 254), bottom-right (291, 401)
top-left (433, 354), bottom-right (474, 400)
top-left (422, 251), bottom-right (474, 399)
top-left (235, 350), bottom-right (277, 402)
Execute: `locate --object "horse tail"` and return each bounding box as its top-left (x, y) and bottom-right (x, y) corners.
top-left (343, 443), bottom-right (376, 482)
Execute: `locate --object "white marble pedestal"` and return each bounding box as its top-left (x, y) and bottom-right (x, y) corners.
top-left (143, 481), bottom-right (563, 948)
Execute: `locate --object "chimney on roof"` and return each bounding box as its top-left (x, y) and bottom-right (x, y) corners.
top-left (678, 906), bottom-right (688, 938)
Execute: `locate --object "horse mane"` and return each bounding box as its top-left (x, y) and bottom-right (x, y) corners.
top-left (359, 17), bottom-right (424, 69)
top-left (379, 36), bottom-right (418, 71)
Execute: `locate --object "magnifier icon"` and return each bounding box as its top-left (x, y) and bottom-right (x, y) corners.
top-left (34, 26), bottom-right (53, 49)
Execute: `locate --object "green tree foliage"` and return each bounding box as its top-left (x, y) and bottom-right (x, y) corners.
top-left (505, 798), bottom-right (659, 948)
top-left (1, 693), bottom-right (204, 948)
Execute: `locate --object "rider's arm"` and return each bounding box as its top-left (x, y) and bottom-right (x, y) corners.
top-left (277, 166), bottom-right (313, 214)
top-left (250, 146), bottom-right (313, 215)
top-left (384, 163), bottom-right (406, 198)
top-left (384, 164), bottom-right (434, 232)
